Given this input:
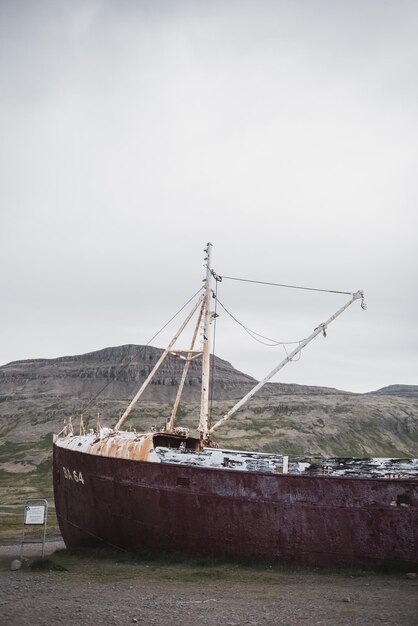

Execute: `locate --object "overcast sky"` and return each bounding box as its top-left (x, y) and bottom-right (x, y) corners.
top-left (1, 0), bottom-right (417, 393)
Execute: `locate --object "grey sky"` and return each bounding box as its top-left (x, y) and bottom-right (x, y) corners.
top-left (1, 0), bottom-right (417, 393)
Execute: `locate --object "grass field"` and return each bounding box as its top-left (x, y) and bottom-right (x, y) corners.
top-left (0, 544), bottom-right (392, 583)
top-left (0, 503), bottom-right (59, 542)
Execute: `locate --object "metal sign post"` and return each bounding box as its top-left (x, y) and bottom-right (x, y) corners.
top-left (20, 499), bottom-right (48, 559)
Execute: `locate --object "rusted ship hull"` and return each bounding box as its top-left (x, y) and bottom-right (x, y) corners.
top-left (53, 444), bottom-right (418, 567)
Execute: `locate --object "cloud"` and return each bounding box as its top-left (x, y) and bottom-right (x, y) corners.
top-left (0, 1), bottom-right (417, 392)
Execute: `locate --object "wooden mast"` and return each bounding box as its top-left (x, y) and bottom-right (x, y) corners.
top-left (198, 242), bottom-right (213, 439)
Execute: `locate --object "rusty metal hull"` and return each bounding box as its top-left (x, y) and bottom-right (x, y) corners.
top-left (53, 444), bottom-right (418, 567)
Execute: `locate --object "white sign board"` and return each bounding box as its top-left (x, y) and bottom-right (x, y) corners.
top-left (24, 505), bottom-right (46, 525)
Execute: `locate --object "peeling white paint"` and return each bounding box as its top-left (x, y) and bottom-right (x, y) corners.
top-left (55, 431), bottom-right (418, 478)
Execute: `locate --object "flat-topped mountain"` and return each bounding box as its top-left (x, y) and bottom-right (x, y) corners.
top-left (0, 344), bottom-right (256, 402)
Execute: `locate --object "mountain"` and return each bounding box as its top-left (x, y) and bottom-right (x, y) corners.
top-left (0, 344), bottom-right (256, 402)
top-left (367, 385), bottom-right (418, 398)
top-left (0, 344), bottom-right (417, 503)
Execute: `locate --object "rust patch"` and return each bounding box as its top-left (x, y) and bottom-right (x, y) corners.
top-left (86, 434), bottom-right (155, 462)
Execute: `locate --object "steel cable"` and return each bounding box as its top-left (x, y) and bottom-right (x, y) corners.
top-left (220, 275), bottom-right (353, 295)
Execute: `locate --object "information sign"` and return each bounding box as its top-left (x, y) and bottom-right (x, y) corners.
top-left (24, 504), bottom-right (46, 525)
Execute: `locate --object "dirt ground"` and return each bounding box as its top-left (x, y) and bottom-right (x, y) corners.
top-left (0, 542), bottom-right (417, 626)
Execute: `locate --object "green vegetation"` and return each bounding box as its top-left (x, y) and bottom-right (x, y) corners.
top-left (0, 435), bottom-right (54, 506)
top-left (0, 546), bottom-right (407, 580)
top-left (331, 404), bottom-right (354, 415)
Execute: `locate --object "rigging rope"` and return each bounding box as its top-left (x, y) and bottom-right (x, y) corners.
top-left (145, 287), bottom-right (204, 346)
top-left (216, 297), bottom-right (306, 347)
top-left (81, 287), bottom-right (204, 412)
top-left (220, 275), bottom-right (353, 295)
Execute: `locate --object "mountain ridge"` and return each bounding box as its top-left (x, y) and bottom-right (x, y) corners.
top-left (4, 343), bottom-right (414, 396)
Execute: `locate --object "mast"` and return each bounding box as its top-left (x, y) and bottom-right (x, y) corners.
top-left (198, 242), bottom-right (213, 439)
